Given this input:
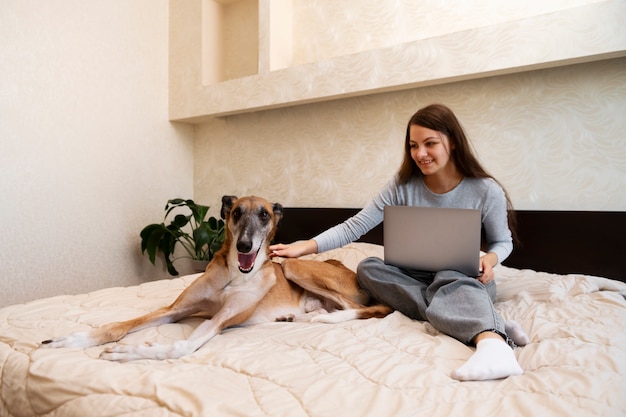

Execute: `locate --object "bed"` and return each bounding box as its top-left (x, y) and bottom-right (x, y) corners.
top-left (1, 209), bottom-right (625, 417)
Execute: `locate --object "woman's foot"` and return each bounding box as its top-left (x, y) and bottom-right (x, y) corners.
top-left (451, 337), bottom-right (523, 381)
top-left (505, 320), bottom-right (530, 346)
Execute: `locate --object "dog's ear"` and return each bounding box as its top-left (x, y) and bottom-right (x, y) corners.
top-left (220, 195), bottom-right (238, 219)
top-left (272, 202), bottom-right (283, 222)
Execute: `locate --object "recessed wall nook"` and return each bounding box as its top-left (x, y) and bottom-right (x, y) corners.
top-left (170, 0), bottom-right (626, 121)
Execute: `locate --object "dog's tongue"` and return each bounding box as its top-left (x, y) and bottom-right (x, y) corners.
top-left (238, 252), bottom-right (257, 271)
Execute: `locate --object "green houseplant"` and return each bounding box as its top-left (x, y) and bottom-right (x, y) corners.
top-left (140, 198), bottom-right (226, 276)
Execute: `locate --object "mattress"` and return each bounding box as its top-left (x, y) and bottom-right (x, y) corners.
top-left (1, 243), bottom-right (625, 417)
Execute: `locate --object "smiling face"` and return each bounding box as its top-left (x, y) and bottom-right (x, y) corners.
top-left (408, 124), bottom-right (456, 178)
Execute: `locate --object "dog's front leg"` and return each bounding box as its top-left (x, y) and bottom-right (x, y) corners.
top-left (41, 305), bottom-right (191, 350)
top-left (98, 319), bottom-right (219, 361)
top-left (99, 290), bottom-right (265, 361)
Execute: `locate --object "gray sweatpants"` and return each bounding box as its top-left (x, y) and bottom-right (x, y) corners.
top-left (356, 257), bottom-right (509, 345)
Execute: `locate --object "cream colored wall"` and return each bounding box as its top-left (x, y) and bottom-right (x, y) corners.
top-left (194, 58), bottom-right (626, 213)
top-left (291, 0), bottom-right (603, 65)
top-left (1, 1), bottom-right (624, 308)
top-left (191, 0), bottom-right (626, 213)
top-left (0, 1), bottom-right (194, 307)
top-left (170, 0), bottom-right (624, 119)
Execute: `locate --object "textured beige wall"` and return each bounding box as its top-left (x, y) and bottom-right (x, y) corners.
top-left (191, 0), bottom-right (625, 213)
top-left (194, 58), bottom-right (626, 212)
top-left (0, 1), bottom-right (194, 307)
top-left (1, 1), bottom-right (624, 308)
top-left (171, 0), bottom-right (624, 119)
top-left (291, 0), bottom-right (603, 65)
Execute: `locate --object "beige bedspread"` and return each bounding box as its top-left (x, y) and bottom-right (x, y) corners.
top-left (1, 243), bottom-right (625, 417)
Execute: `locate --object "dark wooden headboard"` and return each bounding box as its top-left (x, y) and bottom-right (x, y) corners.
top-left (274, 208), bottom-right (626, 282)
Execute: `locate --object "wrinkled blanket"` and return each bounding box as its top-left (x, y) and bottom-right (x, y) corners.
top-left (1, 243), bottom-right (625, 417)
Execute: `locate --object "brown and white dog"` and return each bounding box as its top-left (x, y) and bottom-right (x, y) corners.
top-left (41, 195), bottom-right (391, 361)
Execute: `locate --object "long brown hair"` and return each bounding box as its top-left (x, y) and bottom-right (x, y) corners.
top-left (398, 104), bottom-right (518, 242)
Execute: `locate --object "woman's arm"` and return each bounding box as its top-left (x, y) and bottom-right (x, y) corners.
top-left (270, 239), bottom-right (318, 258)
top-left (481, 181), bottom-right (513, 264)
top-left (269, 181), bottom-right (396, 258)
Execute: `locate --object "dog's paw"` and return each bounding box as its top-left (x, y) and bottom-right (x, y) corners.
top-left (40, 331), bottom-right (95, 349)
top-left (100, 341), bottom-right (191, 361)
top-left (99, 342), bottom-right (160, 361)
top-left (99, 344), bottom-right (139, 362)
top-left (310, 309), bottom-right (355, 324)
top-left (275, 314), bottom-right (295, 322)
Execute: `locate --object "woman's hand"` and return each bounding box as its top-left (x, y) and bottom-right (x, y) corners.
top-left (477, 252), bottom-right (498, 284)
top-left (269, 239), bottom-right (318, 258)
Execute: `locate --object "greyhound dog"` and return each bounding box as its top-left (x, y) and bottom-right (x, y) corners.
top-left (41, 195), bottom-right (391, 361)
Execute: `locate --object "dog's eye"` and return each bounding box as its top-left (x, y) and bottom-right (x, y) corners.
top-left (258, 209), bottom-right (268, 219)
top-left (232, 207), bottom-right (242, 221)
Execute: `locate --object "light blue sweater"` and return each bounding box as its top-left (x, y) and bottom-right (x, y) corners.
top-left (313, 175), bottom-right (513, 264)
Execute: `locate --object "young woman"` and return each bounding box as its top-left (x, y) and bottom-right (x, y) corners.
top-left (270, 104), bottom-right (528, 381)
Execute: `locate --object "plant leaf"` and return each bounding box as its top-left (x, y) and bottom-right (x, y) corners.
top-left (166, 262), bottom-right (179, 276)
top-left (140, 223), bottom-right (161, 252)
top-left (157, 231), bottom-right (179, 275)
top-left (189, 201), bottom-right (210, 225)
top-left (141, 198), bottom-right (225, 275)
top-left (207, 216), bottom-right (218, 231)
top-left (164, 198), bottom-right (185, 218)
top-left (193, 224), bottom-right (211, 259)
top-left (140, 223), bottom-right (169, 264)
top-left (171, 214), bottom-right (189, 228)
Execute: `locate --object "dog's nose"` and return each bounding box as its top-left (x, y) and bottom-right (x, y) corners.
top-left (236, 240), bottom-right (253, 253)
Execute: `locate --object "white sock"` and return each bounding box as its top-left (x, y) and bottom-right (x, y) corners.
top-left (451, 338), bottom-right (523, 381)
top-left (505, 320), bottom-right (530, 346)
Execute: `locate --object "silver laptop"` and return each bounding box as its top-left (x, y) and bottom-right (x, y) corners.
top-left (383, 206), bottom-right (481, 276)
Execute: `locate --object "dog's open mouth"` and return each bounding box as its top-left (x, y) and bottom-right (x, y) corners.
top-left (237, 250), bottom-right (259, 273)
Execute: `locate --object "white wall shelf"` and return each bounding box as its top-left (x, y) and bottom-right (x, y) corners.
top-left (169, 0), bottom-right (626, 122)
